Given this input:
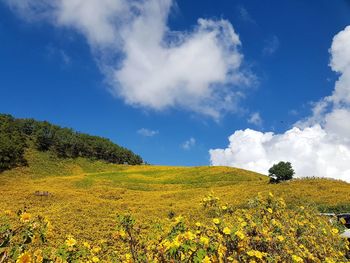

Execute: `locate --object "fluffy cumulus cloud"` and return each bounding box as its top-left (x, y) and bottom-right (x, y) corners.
top-left (210, 26), bottom-right (350, 182)
top-left (210, 126), bottom-right (350, 182)
top-left (3, 0), bottom-right (253, 119)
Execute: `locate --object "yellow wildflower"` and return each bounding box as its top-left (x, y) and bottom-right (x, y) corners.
top-left (125, 253), bottom-right (132, 262)
top-left (172, 236), bottom-right (181, 248)
top-left (235, 230), bottom-right (245, 240)
top-left (331, 228), bottom-right (339, 235)
top-left (20, 212), bottom-right (31, 223)
top-left (213, 218), bottom-right (220, 225)
top-left (255, 251), bottom-right (263, 259)
top-left (240, 221), bottom-right (247, 227)
top-left (92, 256), bottom-right (99, 263)
top-left (33, 249), bottom-right (43, 263)
top-left (92, 246), bottom-right (101, 253)
top-left (200, 236), bottom-right (209, 246)
top-left (218, 244), bottom-right (226, 258)
top-left (119, 229), bottom-right (126, 238)
top-left (175, 216), bottom-right (183, 224)
top-left (180, 252), bottom-right (186, 261)
top-left (247, 250), bottom-right (264, 259)
top-left (65, 237), bottom-right (77, 247)
top-left (223, 227), bottom-right (231, 235)
top-left (292, 255), bottom-right (303, 262)
top-left (325, 258), bottom-right (336, 263)
top-left (4, 210), bottom-right (12, 216)
top-left (16, 252), bottom-right (32, 263)
top-left (184, 231), bottom-right (195, 240)
top-left (202, 256), bottom-right (211, 263)
top-left (277, 235), bottom-right (285, 242)
top-left (162, 240), bottom-right (171, 250)
top-left (83, 242), bottom-right (91, 249)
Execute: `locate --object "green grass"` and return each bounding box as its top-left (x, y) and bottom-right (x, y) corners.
top-left (4, 148), bottom-right (123, 178)
top-left (76, 166), bottom-right (267, 190)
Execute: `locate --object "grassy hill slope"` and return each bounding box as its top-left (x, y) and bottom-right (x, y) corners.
top-left (1, 149), bottom-right (350, 244)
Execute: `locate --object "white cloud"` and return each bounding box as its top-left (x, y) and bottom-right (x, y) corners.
top-left (237, 6), bottom-right (255, 24)
top-left (181, 137), bottom-right (196, 150)
top-left (3, 0), bottom-right (254, 119)
top-left (288, 109), bottom-right (298, 116)
top-left (60, 50), bottom-right (71, 65)
top-left (46, 45), bottom-right (71, 65)
top-left (247, 112), bottom-right (262, 126)
top-left (329, 26), bottom-right (350, 105)
top-left (137, 128), bottom-right (159, 137)
top-left (210, 26), bottom-right (350, 183)
top-left (210, 126), bottom-right (350, 182)
top-left (3, 0), bottom-right (56, 21)
top-left (262, 35), bottom-right (279, 56)
top-left (324, 109), bottom-right (350, 143)
top-left (56, 0), bottom-right (130, 47)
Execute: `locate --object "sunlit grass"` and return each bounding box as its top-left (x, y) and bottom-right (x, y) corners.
top-left (1, 149), bottom-right (349, 245)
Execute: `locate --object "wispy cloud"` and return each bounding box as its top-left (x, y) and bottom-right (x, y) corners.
top-left (46, 45), bottom-right (71, 65)
top-left (60, 50), bottom-right (71, 65)
top-left (262, 35), bottom-right (280, 56)
top-left (247, 112), bottom-right (262, 126)
top-left (181, 137), bottom-right (196, 150)
top-left (237, 6), bottom-right (255, 24)
top-left (4, 0), bottom-right (255, 120)
top-left (137, 128), bottom-right (159, 137)
top-left (288, 109), bottom-right (298, 116)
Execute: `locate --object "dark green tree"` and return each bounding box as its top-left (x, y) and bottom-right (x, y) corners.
top-left (34, 122), bottom-right (57, 151)
top-left (0, 113), bottom-right (144, 172)
top-left (0, 114), bottom-right (27, 172)
top-left (268, 161), bottom-right (294, 183)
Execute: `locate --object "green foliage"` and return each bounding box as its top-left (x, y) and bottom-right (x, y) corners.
top-left (33, 121), bottom-right (57, 152)
top-left (0, 114), bottom-right (27, 172)
top-left (0, 113), bottom-right (143, 172)
top-left (0, 211), bottom-right (50, 262)
top-left (268, 161), bottom-right (295, 183)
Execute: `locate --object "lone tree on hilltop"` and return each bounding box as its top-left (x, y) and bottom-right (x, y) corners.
top-left (268, 161), bottom-right (295, 183)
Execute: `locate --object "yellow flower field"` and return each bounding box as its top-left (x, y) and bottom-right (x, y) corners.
top-left (1, 150), bottom-right (350, 262)
top-left (1, 192), bottom-right (349, 262)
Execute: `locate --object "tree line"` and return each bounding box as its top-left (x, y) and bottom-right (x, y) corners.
top-left (0, 113), bottom-right (143, 172)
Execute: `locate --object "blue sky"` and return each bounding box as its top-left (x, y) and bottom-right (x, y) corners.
top-left (1, 1), bottom-right (350, 180)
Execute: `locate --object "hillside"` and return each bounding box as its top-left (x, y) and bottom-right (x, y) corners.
top-left (0, 113), bottom-right (143, 173)
top-left (1, 148), bottom-right (350, 246)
